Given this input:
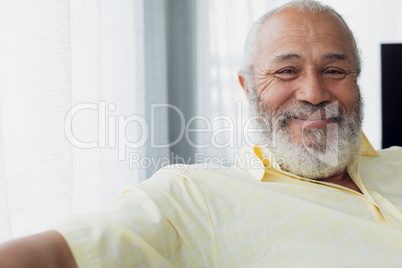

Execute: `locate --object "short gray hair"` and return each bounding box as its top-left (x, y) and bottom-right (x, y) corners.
top-left (240, 0), bottom-right (361, 88)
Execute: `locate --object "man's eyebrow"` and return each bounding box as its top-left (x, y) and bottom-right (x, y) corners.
top-left (273, 54), bottom-right (302, 62)
top-left (272, 53), bottom-right (352, 63)
top-left (322, 53), bottom-right (350, 62)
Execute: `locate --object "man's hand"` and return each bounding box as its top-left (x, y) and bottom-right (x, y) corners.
top-left (0, 230), bottom-right (78, 268)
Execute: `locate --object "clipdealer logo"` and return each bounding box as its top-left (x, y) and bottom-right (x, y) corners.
top-left (64, 101), bottom-right (264, 161)
top-left (64, 101), bottom-right (342, 168)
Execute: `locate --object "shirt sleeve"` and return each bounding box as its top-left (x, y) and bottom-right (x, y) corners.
top-left (55, 169), bottom-right (217, 268)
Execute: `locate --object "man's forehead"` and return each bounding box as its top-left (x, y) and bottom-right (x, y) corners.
top-left (255, 8), bottom-right (354, 61)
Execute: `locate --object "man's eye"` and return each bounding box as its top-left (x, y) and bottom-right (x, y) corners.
top-left (323, 68), bottom-right (346, 80)
top-left (279, 69), bottom-right (294, 73)
top-left (275, 69), bottom-right (299, 80)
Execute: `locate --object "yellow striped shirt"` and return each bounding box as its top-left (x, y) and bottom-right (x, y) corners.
top-left (57, 134), bottom-right (402, 267)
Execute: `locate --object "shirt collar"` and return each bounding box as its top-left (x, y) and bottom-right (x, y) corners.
top-left (361, 132), bottom-right (380, 157)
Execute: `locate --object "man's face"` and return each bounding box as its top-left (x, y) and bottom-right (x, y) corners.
top-left (243, 9), bottom-right (363, 179)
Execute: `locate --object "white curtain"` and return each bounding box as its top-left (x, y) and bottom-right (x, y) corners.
top-left (0, 0), bottom-right (170, 241)
top-left (0, 0), bottom-right (401, 242)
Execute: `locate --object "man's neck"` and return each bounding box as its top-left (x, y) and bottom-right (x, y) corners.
top-left (320, 172), bottom-right (362, 194)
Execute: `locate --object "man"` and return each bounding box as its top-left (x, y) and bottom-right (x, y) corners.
top-left (1, 0), bottom-right (402, 267)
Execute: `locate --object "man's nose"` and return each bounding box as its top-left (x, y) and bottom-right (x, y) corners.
top-left (294, 72), bottom-right (331, 105)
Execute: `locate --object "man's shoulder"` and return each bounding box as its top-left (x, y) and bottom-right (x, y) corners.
top-left (360, 145), bottom-right (402, 167)
top-left (378, 145), bottom-right (402, 153)
top-left (137, 163), bottom-right (258, 201)
top-left (375, 146), bottom-right (402, 162)
top-left (151, 163), bottom-right (250, 182)
top-left (140, 162), bottom-right (260, 191)
top-left (360, 146), bottom-right (402, 187)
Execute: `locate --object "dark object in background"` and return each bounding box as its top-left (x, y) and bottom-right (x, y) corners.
top-left (381, 44), bottom-right (402, 148)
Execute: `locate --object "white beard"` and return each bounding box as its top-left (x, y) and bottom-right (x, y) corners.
top-left (249, 90), bottom-right (363, 180)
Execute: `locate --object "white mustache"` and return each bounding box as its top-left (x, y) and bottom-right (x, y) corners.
top-left (275, 102), bottom-right (343, 126)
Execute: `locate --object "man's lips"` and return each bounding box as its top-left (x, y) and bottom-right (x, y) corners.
top-left (289, 118), bottom-right (337, 128)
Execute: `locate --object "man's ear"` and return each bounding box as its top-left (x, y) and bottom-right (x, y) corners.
top-left (238, 72), bottom-right (250, 101)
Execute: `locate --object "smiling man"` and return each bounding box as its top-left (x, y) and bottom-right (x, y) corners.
top-left (1, 1), bottom-right (402, 267)
top-left (239, 4), bottom-right (364, 192)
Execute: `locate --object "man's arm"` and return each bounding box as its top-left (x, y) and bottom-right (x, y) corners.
top-left (0, 230), bottom-right (77, 268)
